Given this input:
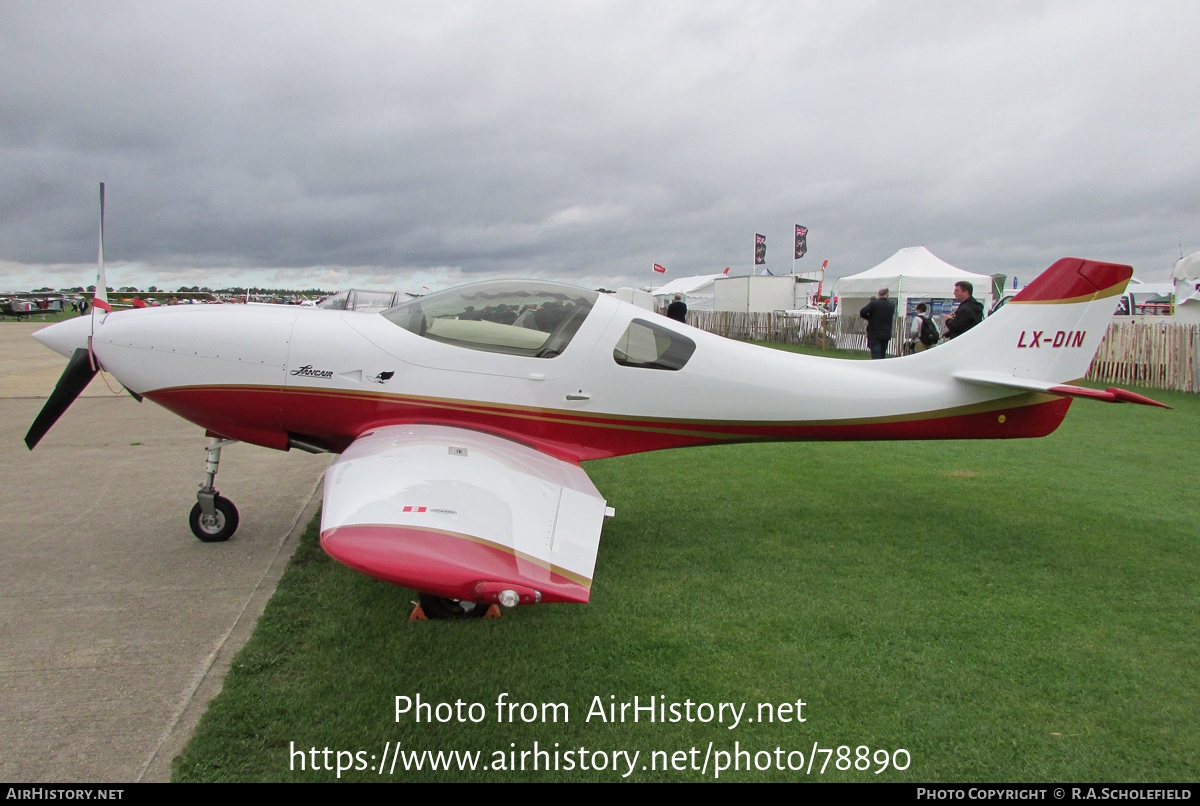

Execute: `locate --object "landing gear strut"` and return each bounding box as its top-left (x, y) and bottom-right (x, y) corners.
top-left (413, 593), bottom-right (499, 620)
top-left (189, 437), bottom-right (240, 542)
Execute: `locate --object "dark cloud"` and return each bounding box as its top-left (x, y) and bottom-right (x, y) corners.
top-left (2, 1), bottom-right (1198, 292)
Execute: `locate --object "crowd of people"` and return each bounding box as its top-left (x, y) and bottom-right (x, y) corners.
top-left (859, 280), bottom-right (983, 359)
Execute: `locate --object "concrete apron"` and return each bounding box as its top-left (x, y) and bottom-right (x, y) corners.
top-left (0, 322), bottom-right (333, 781)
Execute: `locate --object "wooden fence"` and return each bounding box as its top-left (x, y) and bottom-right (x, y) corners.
top-left (680, 309), bottom-right (916, 355)
top-left (1085, 321), bottom-right (1200, 393)
top-left (684, 310), bottom-right (833, 344)
top-left (675, 309), bottom-right (1200, 393)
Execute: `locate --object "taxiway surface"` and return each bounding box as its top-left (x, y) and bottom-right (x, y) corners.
top-left (0, 321), bottom-right (333, 781)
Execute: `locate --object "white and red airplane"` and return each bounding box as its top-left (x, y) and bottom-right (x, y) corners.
top-left (25, 191), bottom-right (1166, 617)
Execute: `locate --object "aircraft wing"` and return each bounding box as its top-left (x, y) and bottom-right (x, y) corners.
top-left (319, 425), bottom-right (613, 605)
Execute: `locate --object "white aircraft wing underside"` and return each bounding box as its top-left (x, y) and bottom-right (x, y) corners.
top-left (319, 424), bottom-right (611, 604)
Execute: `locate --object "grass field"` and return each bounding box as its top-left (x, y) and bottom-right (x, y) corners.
top-left (172, 347), bottom-right (1199, 782)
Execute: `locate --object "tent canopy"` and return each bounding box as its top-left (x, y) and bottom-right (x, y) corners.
top-left (834, 246), bottom-right (993, 302)
top-left (652, 273), bottom-right (727, 297)
top-left (1173, 250), bottom-right (1200, 283)
top-left (651, 273), bottom-right (728, 312)
top-left (1173, 251), bottom-right (1200, 323)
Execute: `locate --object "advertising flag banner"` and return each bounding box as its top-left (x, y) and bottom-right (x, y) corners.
top-left (795, 225), bottom-right (808, 259)
top-left (754, 234), bottom-right (766, 265)
top-left (653, 263), bottom-right (667, 273)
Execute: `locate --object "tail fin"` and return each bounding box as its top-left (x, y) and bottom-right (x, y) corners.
top-left (945, 258), bottom-right (1168, 407)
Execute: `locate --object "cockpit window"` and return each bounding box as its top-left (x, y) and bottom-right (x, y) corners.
top-left (613, 319), bottom-right (696, 370)
top-left (381, 281), bottom-right (598, 357)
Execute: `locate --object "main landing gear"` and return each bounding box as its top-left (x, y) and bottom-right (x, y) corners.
top-left (411, 584), bottom-right (542, 619)
top-left (189, 437), bottom-right (240, 542)
top-left (411, 593), bottom-right (500, 620)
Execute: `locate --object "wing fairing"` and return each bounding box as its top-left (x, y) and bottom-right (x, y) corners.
top-left (320, 425), bottom-right (610, 603)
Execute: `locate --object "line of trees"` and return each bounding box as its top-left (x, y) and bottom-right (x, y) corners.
top-left (30, 285), bottom-right (334, 295)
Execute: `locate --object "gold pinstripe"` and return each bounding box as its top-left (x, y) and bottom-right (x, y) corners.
top-left (1007, 281), bottom-right (1126, 305)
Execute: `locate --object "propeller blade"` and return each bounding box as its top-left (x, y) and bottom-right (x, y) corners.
top-left (25, 347), bottom-right (99, 450)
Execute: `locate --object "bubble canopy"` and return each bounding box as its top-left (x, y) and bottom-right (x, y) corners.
top-left (381, 281), bottom-right (600, 358)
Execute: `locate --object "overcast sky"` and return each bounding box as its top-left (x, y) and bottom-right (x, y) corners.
top-left (2, 1), bottom-right (1198, 292)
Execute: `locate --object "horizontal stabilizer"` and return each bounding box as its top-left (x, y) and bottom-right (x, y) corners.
top-left (954, 371), bottom-right (1170, 408)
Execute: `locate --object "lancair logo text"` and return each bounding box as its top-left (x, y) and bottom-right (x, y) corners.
top-left (290, 365), bottom-right (334, 378)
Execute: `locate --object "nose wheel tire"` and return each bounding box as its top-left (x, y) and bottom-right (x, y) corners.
top-left (189, 496), bottom-right (239, 542)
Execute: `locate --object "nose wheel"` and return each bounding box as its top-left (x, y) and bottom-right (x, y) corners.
top-left (191, 437), bottom-right (240, 542)
top-left (189, 496), bottom-right (239, 542)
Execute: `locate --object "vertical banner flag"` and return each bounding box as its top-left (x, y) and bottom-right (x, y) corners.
top-left (754, 234), bottom-right (766, 265)
top-left (653, 263), bottom-right (667, 274)
top-left (795, 225), bottom-right (808, 259)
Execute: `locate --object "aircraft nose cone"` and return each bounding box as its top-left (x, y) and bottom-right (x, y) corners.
top-left (32, 315), bottom-right (93, 358)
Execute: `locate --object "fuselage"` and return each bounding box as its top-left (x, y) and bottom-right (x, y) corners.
top-left (35, 284), bottom-right (1072, 463)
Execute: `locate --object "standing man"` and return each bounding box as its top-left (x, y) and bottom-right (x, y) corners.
top-left (667, 293), bottom-right (688, 323)
top-left (908, 302), bottom-right (939, 353)
top-left (944, 281), bottom-right (984, 340)
top-left (859, 287), bottom-right (896, 360)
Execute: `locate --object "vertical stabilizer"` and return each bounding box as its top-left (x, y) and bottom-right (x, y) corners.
top-left (944, 258), bottom-right (1131, 385)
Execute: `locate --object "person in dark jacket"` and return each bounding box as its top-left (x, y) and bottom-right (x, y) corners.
top-left (944, 281), bottom-right (984, 340)
top-left (666, 294), bottom-right (688, 323)
top-left (859, 287), bottom-right (896, 359)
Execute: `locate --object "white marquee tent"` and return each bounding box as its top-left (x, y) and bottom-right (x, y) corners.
top-left (651, 273), bottom-right (728, 312)
top-left (1173, 250), bottom-right (1200, 325)
top-left (832, 246), bottom-right (994, 317)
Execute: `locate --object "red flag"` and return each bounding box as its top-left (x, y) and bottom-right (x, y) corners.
top-left (653, 263), bottom-right (666, 273)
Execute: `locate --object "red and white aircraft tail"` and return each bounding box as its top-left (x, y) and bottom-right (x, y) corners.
top-left (931, 258), bottom-right (1168, 408)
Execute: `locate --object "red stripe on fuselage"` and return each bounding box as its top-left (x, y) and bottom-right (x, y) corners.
top-left (144, 385), bottom-right (1073, 462)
